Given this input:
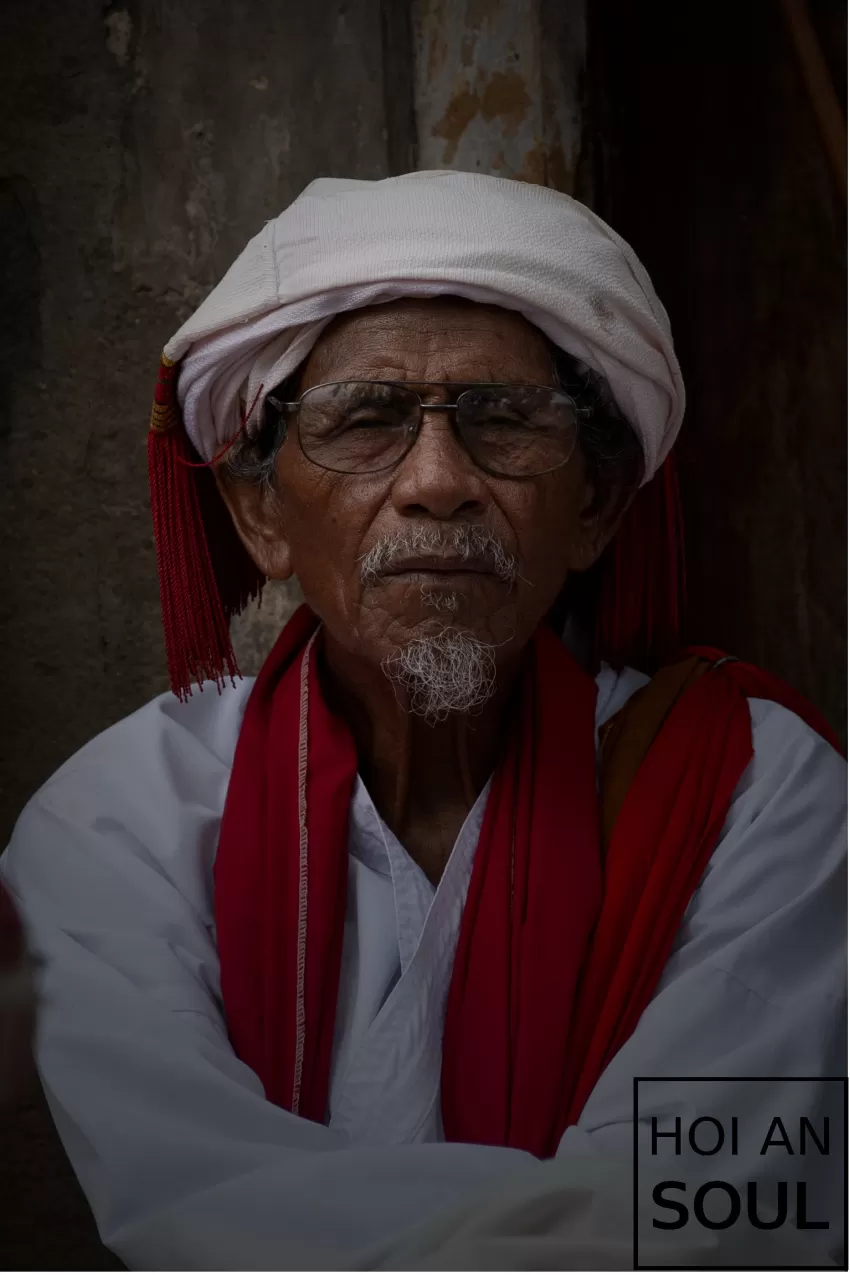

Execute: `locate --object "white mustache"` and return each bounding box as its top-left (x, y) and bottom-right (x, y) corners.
top-left (358, 525), bottom-right (519, 587)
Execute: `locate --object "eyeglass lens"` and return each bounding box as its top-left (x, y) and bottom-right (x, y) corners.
top-left (295, 381), bottom-right (579, 477)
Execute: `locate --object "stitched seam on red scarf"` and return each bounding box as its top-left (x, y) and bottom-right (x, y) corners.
top-left (292, 627), bottom-right (319, 1113)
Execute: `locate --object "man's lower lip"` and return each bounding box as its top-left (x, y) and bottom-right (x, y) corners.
top-left (380, 569), bottom-right (497, 582)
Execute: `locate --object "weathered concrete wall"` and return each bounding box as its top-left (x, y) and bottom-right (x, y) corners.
top-left (0, 0), bottom-right (408, 843)
top-left (0, 1), bottom-right (409, 1265)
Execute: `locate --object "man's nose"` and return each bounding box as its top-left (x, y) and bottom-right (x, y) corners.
top-left (389, 411), bottom-right (489, 520)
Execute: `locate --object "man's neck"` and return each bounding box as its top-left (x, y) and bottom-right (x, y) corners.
top-left (320, 633), bottom-right (519, 884)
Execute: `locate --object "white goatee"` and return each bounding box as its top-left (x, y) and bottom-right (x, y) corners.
top-left (381, 630), bottom-right (498, 725)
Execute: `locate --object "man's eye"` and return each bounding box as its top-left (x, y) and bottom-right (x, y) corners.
top-left (342, 413), bottom-right (402, 430)
top-left (474, 412), bottom-right (533, 428)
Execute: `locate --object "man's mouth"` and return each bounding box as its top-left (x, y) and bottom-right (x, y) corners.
top-left (379, 555), bottom-right (499, 579)
top-left (359, 529), bottom-right (520, 590)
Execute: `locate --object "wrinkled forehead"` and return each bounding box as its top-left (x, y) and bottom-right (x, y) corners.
top-left (299, 297), bottom-right (556, 388)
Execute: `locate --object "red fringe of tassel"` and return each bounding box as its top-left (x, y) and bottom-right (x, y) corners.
top-left (148, 358), bottom-right (264, 700)
top-left (596, 453), bottom-right (686, 672)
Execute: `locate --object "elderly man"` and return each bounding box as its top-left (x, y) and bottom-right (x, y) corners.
top-left (0, 173), bottom-right (845, 1269)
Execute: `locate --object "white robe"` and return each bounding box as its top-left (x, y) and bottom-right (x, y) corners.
top-left (0, 664), bottom-right (845, 1269)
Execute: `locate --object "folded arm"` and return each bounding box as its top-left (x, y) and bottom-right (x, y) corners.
top-left (1, 698), bottom-right (844, 1269)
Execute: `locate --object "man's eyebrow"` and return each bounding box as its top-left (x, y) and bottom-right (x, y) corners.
top-left (321, 380), bottom-right (400, 407)
top-left (328, 379), bottom-right (481, 399)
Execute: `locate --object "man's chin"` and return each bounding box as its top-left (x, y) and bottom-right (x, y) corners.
top-left (362, 581), bottom-right (519, 645)
top-left (374, 612), bottom-right (500, 653)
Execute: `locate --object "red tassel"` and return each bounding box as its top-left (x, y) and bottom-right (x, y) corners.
top-left (596, 453), bottom-right (686, 672)
top-left (148, 356), bottom-right (264, 700)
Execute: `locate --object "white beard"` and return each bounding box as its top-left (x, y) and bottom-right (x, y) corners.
top-left (419, 587), bottom-right (460, 614)
top-left (381, 630), bottom-right (498, 724)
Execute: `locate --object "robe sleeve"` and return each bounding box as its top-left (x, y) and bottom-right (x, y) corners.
top-left (383, 697), bottom-right (847, 1269)
top-left (0, 696), bottom-right (845, 1270)
top-left (564, 697), bottom-right (846, 1154)
top-left (0, 696), bottom-right (541, 1270)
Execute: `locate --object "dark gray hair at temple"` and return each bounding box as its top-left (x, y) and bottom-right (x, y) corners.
top-left (224, 343), bottom-right (645, 496)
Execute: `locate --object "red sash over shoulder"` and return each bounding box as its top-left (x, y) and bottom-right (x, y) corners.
top-left (214, 609), bottom-right (840, 1157)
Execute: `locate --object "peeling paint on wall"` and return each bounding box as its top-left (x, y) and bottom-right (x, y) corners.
top-left (413, 0), bottom-right (545, 176)
top-left (104, 8), bottom-right (133, 65)
top-left (412, 0), bottom-right (585, 191)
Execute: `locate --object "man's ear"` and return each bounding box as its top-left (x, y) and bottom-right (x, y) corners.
top-left (212, 464), bottom-right (293, 580)
top-left (565, 470), bottom-right (641, 573)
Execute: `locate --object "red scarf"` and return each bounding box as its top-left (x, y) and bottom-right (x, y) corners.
top-left (214, 608), bottom-right (839, 1157)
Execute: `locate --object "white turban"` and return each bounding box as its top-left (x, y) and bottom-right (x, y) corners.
top-left (168, 171), bottom-right (684, 483)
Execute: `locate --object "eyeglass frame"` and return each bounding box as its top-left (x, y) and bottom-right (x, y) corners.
top-left (263, 379), bottom-right (583, 479)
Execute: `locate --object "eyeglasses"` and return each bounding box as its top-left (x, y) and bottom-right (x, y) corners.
top-left (265, 380), bottom-right (580, 478)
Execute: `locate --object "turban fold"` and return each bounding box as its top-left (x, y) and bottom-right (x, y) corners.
top-left (168, 171), bottom-right (684, 481)
top-left (148, 171), bottom-right (686, 699)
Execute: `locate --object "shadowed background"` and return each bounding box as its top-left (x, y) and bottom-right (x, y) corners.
top-left (0, 0), bottom-right (845, 1266)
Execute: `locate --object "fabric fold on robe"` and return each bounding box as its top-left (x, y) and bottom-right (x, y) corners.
top-left (215, 605), bottom-right (841, 1158)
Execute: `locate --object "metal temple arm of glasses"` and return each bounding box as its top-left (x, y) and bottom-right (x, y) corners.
top-left (265, 394), bottom-right (298, 413)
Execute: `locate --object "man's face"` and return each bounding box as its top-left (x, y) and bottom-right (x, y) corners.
top-left (222, 298), bottom-right (606, 674)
